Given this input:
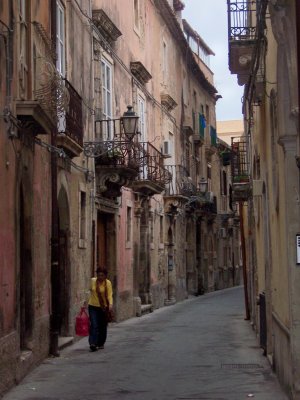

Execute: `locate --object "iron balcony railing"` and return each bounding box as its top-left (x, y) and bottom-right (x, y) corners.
top-left (227, 0), bottom-right (258, 42)
top-left (165, 165), bottom-right (197, 197)
top-left (84, 118), bottom-right (143, 170)
top-left (231, 136), bottom-right (250, 182)
top-left (137, 142), bottom-right (172, 186)
top-left (64, 79), bottom-right (83, 147)
top-left (86, 139), bottom-right (142, 171)
top-left (231, 136), bottom-right (251, 201)
top-left (84, 118), bottom-right (171, 186)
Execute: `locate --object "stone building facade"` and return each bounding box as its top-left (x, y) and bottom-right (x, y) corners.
top-left (0, 0), bottom-right (94, 393)
top-left (0, 0), bottom-right (241, 395)
top-left (227, 0), bottom-right (300, 398)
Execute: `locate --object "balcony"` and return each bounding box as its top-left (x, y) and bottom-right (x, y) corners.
top-left (84, 118), bottom-right (142, 198)
top-left (227, 0), bottom-right (258, 85)
top-left (56, 79), bottom-right (83, 158)
top-left (231, 136), bottom-right (251, 201)
top-left (16, 21), bottom-right (56, 135)
top-left (164, 165), bottom-right (197, 214)
top-left (192, 190), bottom-right (217, 216)
top-left (205, 126), bottom-right (218, 157)
top-left (132, 142), bottom-right (171, 196)
top-left (16, 100), bottom-right (54, 135)
top-left (227, 0), bottom-right (268, 85)
top-left (193, 113), bottom-right (205, 145)
top-left (165, 165), bottom-right (196, 199)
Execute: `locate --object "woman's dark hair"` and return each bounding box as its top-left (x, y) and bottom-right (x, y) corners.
top-left (96, 267), bottom-right (108, 276)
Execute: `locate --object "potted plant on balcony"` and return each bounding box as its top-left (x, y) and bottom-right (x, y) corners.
top-left (220, 150), bottom-right (232, 166)
top-left (233, 174), bottom-right (249, 183)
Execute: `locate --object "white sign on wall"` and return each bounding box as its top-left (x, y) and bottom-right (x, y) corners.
top-left (296, 234), bottom-right (300, 264)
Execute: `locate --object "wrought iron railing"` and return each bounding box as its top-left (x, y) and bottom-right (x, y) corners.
top-left (231, 136), bottom-right (250, 182)
top-left (84, 139), bottom-right (142, 171)
top-left (64, 79), bottom-right (83, 146)
top-left (228, 0), bottom-right (268, 42)
top-left (137, 142), bottom-right (172, 186)
top-left (85, 118), bottom-right (171, 187)
top-left (165, 165), bottom-right (196, 197)
top-left (227, 0), bottom-right (257, 42)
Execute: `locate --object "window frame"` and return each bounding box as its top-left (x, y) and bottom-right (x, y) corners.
top-left (137, 94), bottom-right (146, 141)
top-left (79, 189), bottom-right (87, 248)
top-left (101, 56), bottom-right (113, 139)
top-left (133, 0), bottom-right (140, 34)
top-left (56, 0), bottom-right (65, 76)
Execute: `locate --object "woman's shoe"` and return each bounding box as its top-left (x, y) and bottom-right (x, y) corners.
top-left (90, 344), bottom-right (97, 352)
top-left (97, 345), bottom-right (104, 349)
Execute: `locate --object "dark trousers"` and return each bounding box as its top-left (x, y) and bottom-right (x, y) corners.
top-left (88, 305), bottom-right (107, 347)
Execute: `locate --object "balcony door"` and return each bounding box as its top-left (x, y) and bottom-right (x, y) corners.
top-left (138, 95), bottom-right (148, 179)
top-left (56, 0), bottom-right (66, 134)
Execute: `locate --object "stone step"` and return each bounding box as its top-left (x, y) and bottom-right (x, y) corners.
top-left (58, 336), bottom-right (74, 350)
top-left (140, 304), bottom-right (153, 316)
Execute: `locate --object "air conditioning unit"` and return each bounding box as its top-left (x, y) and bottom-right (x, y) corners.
top-left (162, 140), bottom-right (171, 157)
top-left (219, 228), bottom-right (227, 239)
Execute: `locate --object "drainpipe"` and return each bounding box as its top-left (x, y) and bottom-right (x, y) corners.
top-left (296, 0), bottom-right (300, 135)
top-left (239, 202), bottom-right (250, 320)
top-left (49, 0), bottom-right (60, 357)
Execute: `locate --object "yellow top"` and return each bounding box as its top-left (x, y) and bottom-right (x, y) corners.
top-left (88, 278), bottom-right (113, 308)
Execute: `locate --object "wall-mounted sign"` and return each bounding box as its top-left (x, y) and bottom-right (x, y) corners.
top-left (296, 234), bottom-right (300, 264)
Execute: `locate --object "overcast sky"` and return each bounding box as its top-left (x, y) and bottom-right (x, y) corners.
top-left (182, 0), bottom-right (244, 122)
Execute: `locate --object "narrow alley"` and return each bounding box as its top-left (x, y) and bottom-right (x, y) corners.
top-left (2, 287), bottom-right (287, 400)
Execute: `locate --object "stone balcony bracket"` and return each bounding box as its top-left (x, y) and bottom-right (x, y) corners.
top-left (183, 125), bottom-right (194, 137)
top-left (92, 9), bottom-right (122, 42)
top-left (130, 62), bottom-right (152, 85)
top-left (161, 93), bottom-right (178, 112)
top-left (16, 100), bottom-right (54, 135)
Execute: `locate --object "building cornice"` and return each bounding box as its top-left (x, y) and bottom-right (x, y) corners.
top-left (153, 0), bottom-right (218, 98)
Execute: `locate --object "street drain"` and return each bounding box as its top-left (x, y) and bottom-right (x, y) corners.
top-left (221, 363), bottom-right (263, 369)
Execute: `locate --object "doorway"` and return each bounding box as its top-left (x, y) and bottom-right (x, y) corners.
top-left (19, 187), bottom-right (33, 350)
top-left (55, 187), bottom-right (70, 337)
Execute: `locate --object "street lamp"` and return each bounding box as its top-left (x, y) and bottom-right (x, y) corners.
top-left (121, 105), bottom-right (139, 140)
top-left (199, 177), bottom-right (208, 193)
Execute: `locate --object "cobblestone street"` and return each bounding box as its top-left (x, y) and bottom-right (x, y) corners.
top-left (2, 287), bottom-right (288, 400)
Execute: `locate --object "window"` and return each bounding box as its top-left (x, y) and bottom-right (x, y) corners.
top-left (160, 216), bottom-right (164, 244)
top-left (134, 0), bottom-right (139, 31)
top-left (162, 41), bottom-right (168, 82)
top-left (183, 72), bottom-right (188, 106)
top-left (223, 171), bottom-right (227, 196)
top-left (138, 95), bottom-right (146, 141)
top-left (101, 58), bottom-right (113, 139)
top-left (207, 164), bottom-right (212, 191)
top-left (205, 105), bottom-right (210, 126)
top-left (19, 0), bottom-right (28, 97)
top-left (150, 216), bottom-right (154, 244)
top-left (79, 191), bottom-right (87, 246)
top-left (56, 1), bottom-right (65, 76)
top-left (126, 207), bottom-right (132, 243)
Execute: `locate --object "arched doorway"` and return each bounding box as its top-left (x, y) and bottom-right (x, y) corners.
top-left (19, 185), bottom-right (33, 350)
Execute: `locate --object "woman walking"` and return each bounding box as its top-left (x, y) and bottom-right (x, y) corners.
top-left (88, 268), bottom-right (113, 352)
